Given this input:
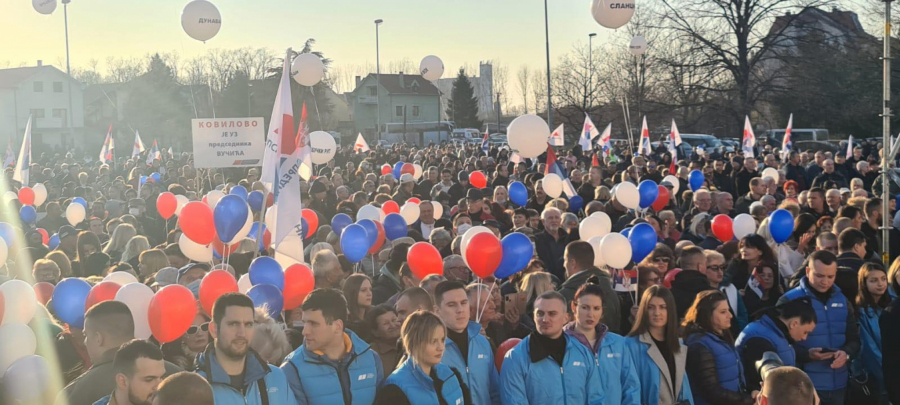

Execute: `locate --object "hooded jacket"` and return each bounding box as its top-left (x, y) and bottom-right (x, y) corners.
top-left (195, 345), bottom-right (296, 405)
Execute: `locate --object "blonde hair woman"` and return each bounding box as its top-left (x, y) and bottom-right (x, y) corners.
top-left (250, 307), bottom-right (292, 365)
top-left (138, 249), bottom-right (170, 282)
top-left (46, 250), bottom-right (73, 278)
top-left (121, 235), bottom-right (151, 267)
top-left (103, 223), bottom-right (136, 263)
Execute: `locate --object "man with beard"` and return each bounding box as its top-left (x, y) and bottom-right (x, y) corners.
top-left (93, 340), bottom-right (166, 405)
top-left (197, 293), bottom-right (295, 404)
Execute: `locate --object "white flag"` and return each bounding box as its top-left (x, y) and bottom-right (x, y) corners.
top-left (579, 114), bottom-right (600, 151)
top-left (99, 126), bottom-right (114, 163)
top-left (637, 116), bottom-right (651, 156)
top-left (354, 133), bottom-right (371, 153)
top-left (549, 124), bottom-right (565, 147)
top-left (846, 135), bottom-right (854, 159)
top-left (742, 116), bottom-right (756, 158)
top-left (260, 48), bottom-right (295, 194)
top-left (12, 116), bottom-right (32, 186)
top-left (132, 131), bottom-right (146, 158)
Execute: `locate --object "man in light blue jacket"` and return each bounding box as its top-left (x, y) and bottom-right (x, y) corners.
top-left (499, 291), bottom-right (604, 405)
top-left (434, 280), bottom-right (500, 404)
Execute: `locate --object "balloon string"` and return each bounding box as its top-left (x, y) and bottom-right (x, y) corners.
top-left (476, 281), bottom-right (496, 324)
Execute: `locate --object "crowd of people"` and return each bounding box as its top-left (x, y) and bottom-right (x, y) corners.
top-left (1, 134), bottom-right (899, 405)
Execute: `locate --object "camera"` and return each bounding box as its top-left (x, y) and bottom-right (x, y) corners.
top-left (756, 351), bottom-right (784, 382)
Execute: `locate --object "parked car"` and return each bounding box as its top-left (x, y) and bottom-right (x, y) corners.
top-left (488, 134), bottom-right (507, 145)
top-left (451, 128), bottom-right (483, 145)
top-left (763, 128), bottom-right (836, 153)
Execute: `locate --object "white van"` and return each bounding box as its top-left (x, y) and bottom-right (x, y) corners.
top-left (451, 128), bottom-right (483, 145)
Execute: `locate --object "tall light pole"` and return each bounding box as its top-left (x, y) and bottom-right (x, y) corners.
top-left (64, 0), bottom-right (74, 148)
top-left (588, 33), bottom-right (596, 111)
top-left (375, 19), bottom-right (383, 141)
top-left (881, 0), bottom-right (894, 265)
top-left (543, 0), bottom-right (552, 127)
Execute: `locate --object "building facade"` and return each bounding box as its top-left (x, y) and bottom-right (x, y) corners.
top-left (347, 72), bottom-right (441, 141)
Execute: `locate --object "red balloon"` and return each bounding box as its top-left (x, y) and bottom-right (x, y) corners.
top-left (406, 198), bottom-right (421, 205)
top-left (469, 171), bottom-right (487, 189)
top-left (651, 186), bottom-right (670, 212)
top-left (663, 268), bottom-right (682, 289)
top-left (33, 282), bottom-right (55, 305)
top-left (284, 264), bottom-right (315, 310)
top-left (157, 192), bottom-right (178, 220)
top-left (179, 202), bottom-right (215, 245)
top-left (368, 221), bottom-right (386, 254)
top-left (381, 164), bottom-right (392, 175)
top-left (199, 270), bottom-right (238, 316)
top-left (301, 209), bottom-right (319, 238)
top-left (407, 242), bottom-right (443, 280)
top-left (85, 281), bottom-right (122, 311)
top-left (495, 338), bottom-right (522, 371)
top-left (149, 285), bottom-right (197, 343)
top-left (266, 192), bottom-right (274, 208)
top-left (401, 163), bottom-right (415, 176)
top-left (36, 228), bottom-right (49, 245)
top-left (465, 232), bottom-right (503, 278)
top-left (382, 200), bottom-right (400, 215)
top-left (259, 228), bottom-right (272, 251)
top-left (17, 187), bottom-right (35, 206)
top-left (711, 214), bottom-right (734, 242)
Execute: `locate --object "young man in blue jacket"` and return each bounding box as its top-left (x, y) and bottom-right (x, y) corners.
top-left (281, 288), bottom-right (384, 405)
top-left (499, 290), bottom-right (604, 405)
top-left (433, 280), bottom-right (500, 404)
top-left (197, 293), bottom-right (297, 405)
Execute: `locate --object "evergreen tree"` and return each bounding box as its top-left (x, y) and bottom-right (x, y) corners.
top-left (218, 70), bottom-right (250, 118)
top-left (446, 68), bottom-right (482, 129)
top-left (122, 54), bottom-right (191, 150)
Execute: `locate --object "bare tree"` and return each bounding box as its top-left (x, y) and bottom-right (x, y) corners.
top-left (387, 58), bottom-right (415, 74)
top-left (551, 42), bottom-right (607, 128)
top-left (517, 65), bottom-right (531, 114)
top-left (105, 56), bottom-right (145, 83)
top-left (490, 60), bottom-right (510, 114)
top-left (531, 69), bottom-right (547, 116)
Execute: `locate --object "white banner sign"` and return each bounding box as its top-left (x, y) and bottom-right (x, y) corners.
top-left (191, 118), bottom-right (265, 168)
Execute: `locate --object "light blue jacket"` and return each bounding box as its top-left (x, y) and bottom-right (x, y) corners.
top-left (853, 306), bottom-right (884, 392)
top-left (195, 346), bottom-right (297, 405)
top-left (499, 334), bottom-right (604, 405)
top-left (384, 359), bottom-right (466, 405)
top-left (625, 333), bottom-right (694, 405)
top-left (563, 322), bottom-right (640, 405)
top-left (92, 395), bottom-right (111, 405)
top-left (441, 321), bottom-right (500, 405)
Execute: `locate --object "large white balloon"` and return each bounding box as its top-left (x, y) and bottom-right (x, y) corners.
top-left (0, 280), bottom-right (37, 325)
top-left (179, 234), bottom-right (212, 263)
top-left (206, 190), bottom-right (225, 208)
top-left (733, 214), bottom-right (758, 239)
top-left (32, 183), bottom-right (48, 207)
top-left (412, 164), bottom-right (424, 180)
top-left (400, 203), bottom-right (420, 225)
top-left (175, 195), bottom-right (190, 216)
top-left (542, 173), bottom-right (563, 199)
top-left (309, 131), bottom-right (337, 165)
top-left (629, 35), bottom-right (648, 55)
top-left (2, 191), bottom-right (17, 204)
top-left (103, 272), bottom-right (138, 286)
top-left (357, 205), bottom-right (383, 222)
top-left (181, 0), bottom-right (221, 42)
top-left (419, 55), bottom-right (444, 81)
top-left (588, 236), bottom-right (606, 268)
top-left (432, 201), bottom-right (444, 220)
top-left (580, 212), bottom-right (612, 241)
top-left (265, 205), bottom-right (277, 231)
top-left (762, 167), bottom-right (779, 182)
top-left (228, 205), bottom-right (253, 244)
top-left (460, 226), bottom-right (492, 262)
top-left (591, 0), bottom-right (635, 29)
top-left (0, 324), bottom-right (36, 378)
top-left (65, 203), bottom-right (85, 226)
top-left (507, 114), bottom-right (550, 159)
top-left (615, 182), bottom-right (640, 210)
top-left (32, 0), bottom-right (56, 15)
top-left (600, 233), bottom-right (632, 269)
top-left (115, 283), bottom-right (154, 340)
top-left (291, 53), bottom-right (326, 87)
top-left (663, 175), bottom-right (680, 196)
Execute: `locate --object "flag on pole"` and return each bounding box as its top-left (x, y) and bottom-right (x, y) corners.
top-left (354, 133), bottom-right (370, 153)
top-left (261, 48), bottom-right (296, 194)
top-left (132, 131), bottom-right (146, 158)
top-left (4, 139), bottom-right (15, 169)
top-left (12, 116), bottom-right (32, 186)
top-left (637, 116), bottom-right (651, 156)
top-left (742, 116), bottom-right (756, 158)
top-left (579, 114), bottom-right (600, 152)
top-left (481, 128), bottom-right (490, 155)
top-left (668, 119), bottom-right (682, 175)
top-left (296, 104), bottom-right (314, 181)
top-left (146, 140), bottom-right (161, 165)
top-left (549, 124), bottom-right (565, 147)
top-left (846, 135), bottom-right (854, 158)
top-left (597, 123), bottom-right (612, 159)
top-left (167, 147), bottom-right (174, 159)
top-left (544, 144), bottom-right (578, 197)
top-left (99, 126), bottom-right (114, 163)
top-left (781, 114), bottom-right (793, 162)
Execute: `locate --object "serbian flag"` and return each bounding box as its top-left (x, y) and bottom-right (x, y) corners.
top-left (132, 131), bottom-right (146, 158)
top-left (354, 133), bottom-right (370, 153)
top-left (146, 140), bottom-right (161, 165)
top-left (545, 144), bottom-right (577, 197)
top-left (549, 124), bottom-right (565, 147)
top-left (481, 128), bottom-right (490, 155)
top-left (781, 114), bottom-right (793, 162)
top-left (12, 116), bottom-right (32, 186)
top-left (579, 114), bottom-right (600, 152)
top-left (742, 116), bottom-right (756, 158)
top-left (668, 119), bottom-right (682, 174)
top-left (4, 138), bottom-right (15, 169)
top-left (637, 116), bottom-right (651, 156)
top-left (99, 126), bottom-right (114, 163)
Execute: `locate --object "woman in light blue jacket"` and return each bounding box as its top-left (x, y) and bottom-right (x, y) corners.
top-left (625, 285), bottom-right (694, 405)
top-left (854, 263), bottom-right (890, 404)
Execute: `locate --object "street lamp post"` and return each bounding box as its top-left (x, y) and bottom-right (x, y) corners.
top-left (375, 19), bottom-right (383, 141)
top-left (64, 0), bottom-right (74, 148)
top-left (543, 0), bottom-right (552, 127)
top-left (881, 0), bottom-right (894, 265)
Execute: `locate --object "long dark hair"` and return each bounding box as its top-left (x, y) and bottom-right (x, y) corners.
top-left (629, 285), bottom-right (680, 353)
top-left (857, 263), bottom-right (891, 309)
top-left (791, 213), bottom-right (817, 241)
top-left (682, 290), bottom-right (733, 343)
top-left (342, 273), bottom-right (371, 322)
top-left (738, 234), bottom-right (777, 267)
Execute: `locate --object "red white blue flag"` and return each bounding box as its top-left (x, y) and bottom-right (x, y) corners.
top-left (742, 116), bottom-right (756, 158)
top-left (781, 114), bottom-right (793, 162)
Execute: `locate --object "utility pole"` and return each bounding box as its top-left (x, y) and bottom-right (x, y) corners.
top-left (882, 0), bottom-right (894, 266)
top-left (543, 0), bottom-right (552, 127)
top-left (375, 19), bottom-right (383, 141)
top-left (496, 92), bottom-right (502, 134)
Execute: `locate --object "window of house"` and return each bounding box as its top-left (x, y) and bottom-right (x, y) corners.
top-left (33, 82), bottom-right (43, 92)
top-left (412, 106), bottom-right (419, 117)
top-left (52, 108), bottom-right (67, 125)
top-left (368, 86), bottom-right (377, 96)
top-left (53, 82), bottom-right (63, 92)
top-left (396, 106), bottom-right (403, 116)
top-left (31, 108), bottom-right (45, 118)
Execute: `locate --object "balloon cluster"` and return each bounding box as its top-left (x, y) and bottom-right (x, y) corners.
top-left (168, 188), bottom-right (257, 262)
top-left (410, 226), bottom-right (533, 282)
top-left (0, 278), bottom-right (51, 402)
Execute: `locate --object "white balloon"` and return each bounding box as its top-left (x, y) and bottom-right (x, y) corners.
top-left (588, 236), bottom-right (607, 268)
top-left (580, 213), bottom-right (612, 241)
top-left (2, 191), bottom-right (17, 204)
top-left (309, 131), bottom-right (337, 165)
top-left (663, 175), bottom-right (680, 196)
top-left (591, 0), bottom-right (635, 29)
top-left (507, 114), bottom-right (551, 158)
top-left (32, 183), bottom-right (48, 207)
top-left (32, 0), bottom-right (56, 15)
top-left (542, 173), bottom-right (563, 199)
top-left (0, 324), bottom-right (36, 378)
top-left (762, 167), bottom-right (779, 182)
top-left (228, 205), bottom-right (253, 244)
top-left (629, 35), bottom-right (648, 55)
top-left (265, 205), bottom-right (277, 231)
top-left (399, 203), bottom-right (420, 225)
top-left (179, 234), bottom-right (212, 263)
top-left (432, 201), bottom-right (444, 219)
top-left (357, 205), bottom-right (382, 222)
top-left (600, 233), bottom-right (632, 269)
top-left (115, 283), bottom-right (154, 339)
top-left (206, 190), bottom-right (225, 208)
top-left (291, 53), bottom-right (326, 87)
top-left (0, 241), bottom-right (7, 266)
top-left (181, 0), bottom-right (221, 42)
top-left (65, 203), bottom-right (86, 226)
top-left (419, 55), bottom-right (445, 81)
top-left (0, 280), bottom-right (37, 325)
top-left (460, 226), bottom-right (492, 263)
top-left (237, 274), bottom-right (252, 294)
top-left (733, 214), bottom-right (758, 239)
top-left (103, 272), bottom-right (138, 286)
top-left (175, 195), bottom-right (190, 216)
top-left (413, 164), bottom-right (424, 181)
top-left (615, 182), bottom-right (640, 210)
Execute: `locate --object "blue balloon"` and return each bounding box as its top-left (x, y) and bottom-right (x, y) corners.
top-left (628, 223), bottom-right (657, 263)
top-left (72, 197), bottom-right (87, 209)
top-left (2, 355), bottom-right (51, 403)
top-left (341, 224), bottom-right (369, 263)
top-left (383, 213), bottom-right (408, 241)
top-left (689, 170), bottom-right (705, 192)
top-left (214, 195), bottom-right (250, 243)
top-left (495, 233), bottom-right (535, 279)
top-left (248, 223), bottom-right (268, 252)
top-left (358, 219), bottom-right (378, 248)
top-left (768, 209), bottom-right (794, 244)
top-left (0, 223), bottom-right (13, 247)
top-left (52, 278), bottom-right (92, 328)
top-left (638, 180), bottom-right (659, 209)
top-left (19, 205), bottom-right (36, 224)
top-left (247, 191), bottom-right (265, 212)
top-left (48, 234), bottom-right (60, 250)
top-left (230, 185), bottom-right (249, 201)
top-left (247, 284), bottom-right (283, 320)
top-left (568, 196), bottom-right (584, 213)
top-left (508, 181), bottom-right (528, 206)
top-left (150, 172), bottom-right (161, 183)
top-left (140, 176), bottom-right (148, 186)
top-left (392, 162), bottom-right (404, 180)
top-left (331, 213), bottom-right (353, 237)
top-left (249, 256), bottom-right (284, 290)
top-left (621, 227), bottom-right (632, 239)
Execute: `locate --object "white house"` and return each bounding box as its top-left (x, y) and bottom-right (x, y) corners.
top-left (0, 62), bottom-right (85, 153)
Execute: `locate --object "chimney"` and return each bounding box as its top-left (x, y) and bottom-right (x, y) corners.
top-left (355, 75), bottom-right (361, 87)
top-left (398, 71), bottom-right (405, 88)
top-left (37, 60), bottom-right (43, 67)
